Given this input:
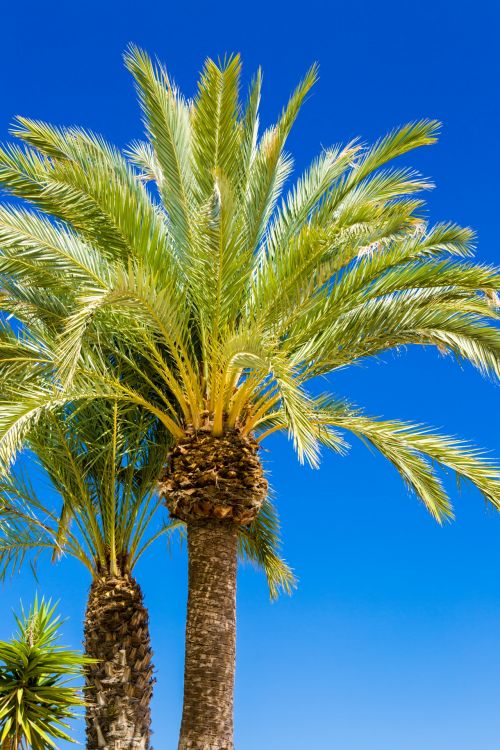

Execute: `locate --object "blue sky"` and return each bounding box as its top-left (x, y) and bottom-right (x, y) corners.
top-left (0, 1), bottom-right (499, 748)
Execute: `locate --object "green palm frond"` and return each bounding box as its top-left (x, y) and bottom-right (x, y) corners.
top-left (124, 45), bottom-right (195, 259)
top-left (300, 396), bottom-right (500, 521)
top-left (0, 402), bottom-right (171, 578)
top-left (239, 496), bottom-right (296, 599)
top-left (0, 395), bottom-right (291, 597)
top-left (191, 54), bottom-right (242, 200)
top-left (0, 491), bottom-right (60, 580)
top-left (0, 205), bottom-right (108, 291)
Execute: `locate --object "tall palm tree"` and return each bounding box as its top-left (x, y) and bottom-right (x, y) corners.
top-left (0, 401), bottom-right (292, 750)
top-left (0, 597), bottom-right (87, 750)
top-left (0, 48), bottom-right (498, 749)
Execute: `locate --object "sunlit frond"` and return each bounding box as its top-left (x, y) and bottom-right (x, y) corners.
top-left (239, 496), bottom-right (296, 599)
top-left (124, 45), bottom-right (195, 258)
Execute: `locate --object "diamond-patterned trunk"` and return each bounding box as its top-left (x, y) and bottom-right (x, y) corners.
top-left (159, 426), bottom-right (267, 750)
top-left (84, 574), bottom-right (154, 750)
top-left (178, 519), bottom-right (238, 750)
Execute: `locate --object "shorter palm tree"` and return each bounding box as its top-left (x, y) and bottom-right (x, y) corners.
top-left (0, 400), bottom-right (293, 750)
top-left (0, 597), bottom-right (87, 750)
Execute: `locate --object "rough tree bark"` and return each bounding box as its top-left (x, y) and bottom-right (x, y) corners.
top-left (159, 424), bottom-right (268, 750)
top-left (84, 573), bottom-right (154, 750)
top-left (179, 520), bottom-right (238, 750)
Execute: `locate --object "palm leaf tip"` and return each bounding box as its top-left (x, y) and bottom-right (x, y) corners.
top-left (309, 397), bottom-right (500, 523)
top-left (238, 497), bottom-right (296, 600)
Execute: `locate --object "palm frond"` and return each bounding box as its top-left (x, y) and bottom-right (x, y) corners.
top-left (310, 397), bottom-right (500, 521)
top-left (124, 45), bottom-right (195, 258)
top-left (238, 496), bottom-right (296, 599)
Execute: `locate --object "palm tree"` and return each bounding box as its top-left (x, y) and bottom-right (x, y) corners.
top-left (0, 48), bottom-right (499, 749)
top-left (0, 597), bottom-right (87, 750)
top-left (0, 402), bottom-right (291, 750)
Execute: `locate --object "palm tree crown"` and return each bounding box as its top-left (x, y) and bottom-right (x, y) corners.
top-left (0, 47), bottom-right (498, 518)
top-left (0, 404), bottom-right (171, 578)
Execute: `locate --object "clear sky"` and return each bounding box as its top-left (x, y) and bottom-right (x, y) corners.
top-left (0, 1), bottom-right (499, 748)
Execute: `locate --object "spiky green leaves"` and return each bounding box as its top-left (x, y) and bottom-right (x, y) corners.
top-left (0, 598), bottom-right (88, 750)
top-left (124, 46), bottom-right (195, 260)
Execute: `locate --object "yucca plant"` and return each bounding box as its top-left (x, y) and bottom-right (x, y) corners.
top-left (0, 402), bottom-right (291, 750)
top-left (0, 48), bottom-right (499, 749)
top-left (0, 597), bottom-right (86, 750)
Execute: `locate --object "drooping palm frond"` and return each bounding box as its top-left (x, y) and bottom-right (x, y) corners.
top-left (0, 402), bottom-right (170, 578)
top-left (255, 395), bottom-right (500, 522)
top-left (238, 496), bottom-right (296, 599)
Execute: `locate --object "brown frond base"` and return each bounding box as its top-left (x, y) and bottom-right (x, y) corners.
top-left (84, 574), bottom-right (154, 750)
top-left (159, 426), bottom-right (268, 526)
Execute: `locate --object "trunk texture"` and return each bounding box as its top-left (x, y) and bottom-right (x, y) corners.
top-left (84, 574), bottom-right (154, 750)
top-left (159, 426), bottom-right (268, 750)
top-left (159, 425), bottom-right (268, 526)
top-left (178, 519), bottom-right (238, 750)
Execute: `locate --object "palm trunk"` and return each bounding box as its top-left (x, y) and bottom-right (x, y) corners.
top-left (159, 426), bottom-right (268, 750)
top-left (84, 573), bottom-right (154, 750)
top-left (178, 519), bottom-right (238, 750)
